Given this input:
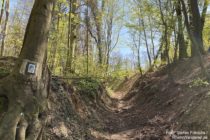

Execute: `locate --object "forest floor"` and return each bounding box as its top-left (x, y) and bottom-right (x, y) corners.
top-left (1, 56), bottom-right (210, 140)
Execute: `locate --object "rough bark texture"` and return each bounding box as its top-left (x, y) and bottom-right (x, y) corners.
top-left (0, 0), bottom-right (9, 57)
top-left (176, 0), bottom-right (187, 59)
top-left (0, 0), bottom-right (5, 25)
top-left (188, 0), bottom-right (204, 56)
top-left (0, 0), bottom-right (54, 139)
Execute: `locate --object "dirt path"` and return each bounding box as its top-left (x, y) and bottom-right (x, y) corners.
top-left (89, 59), bottom-right (210, 140)
top-left (90, 75), bottom-right (169, 140)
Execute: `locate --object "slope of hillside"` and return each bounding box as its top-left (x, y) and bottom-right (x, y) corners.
top-left (0, 56), bottom-right (210, 139)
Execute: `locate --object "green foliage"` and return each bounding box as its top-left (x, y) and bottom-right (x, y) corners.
top-left (76, 78), bottom-right (101, 98)
top-left (111, 70), bottom-right (131, 79)
top-left (203, 16), bottom-right (210, 50)
top-left (189, 78), bottom-right (209, 88)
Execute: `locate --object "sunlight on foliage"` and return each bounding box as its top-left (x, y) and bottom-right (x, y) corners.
top-left (189, 78), bottom-right (209, 88)
top-left (76, 78), bottom-right (101, 98)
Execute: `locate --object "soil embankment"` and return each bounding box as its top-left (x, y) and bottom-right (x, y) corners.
top-left (0, 56), bottom-right (210, 139)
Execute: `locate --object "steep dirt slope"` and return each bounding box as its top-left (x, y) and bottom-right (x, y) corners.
top-left (89, 56), bottom-right (210, 139)
top-left (1, 56), bottom-right (210, 140)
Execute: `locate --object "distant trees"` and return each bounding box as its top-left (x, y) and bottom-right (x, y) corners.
top-left (126, 0), bottom-right (209, 74)
top-left (47, 0), bottom-right (125, 77)
top-left (0, 0), bottom-right (209, 77)
top-left (0, 0), bottom-right (34, 57)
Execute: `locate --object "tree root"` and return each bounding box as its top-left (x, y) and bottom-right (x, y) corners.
top-left (0, 105), bottom-right (21, 140)
top-left (16, 118), bottom-right (28, 140)
top-left (0, 103), bottom-right (46, 140)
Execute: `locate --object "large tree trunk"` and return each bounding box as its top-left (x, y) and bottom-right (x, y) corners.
top-left (0, 0), bottom-right (54, 139)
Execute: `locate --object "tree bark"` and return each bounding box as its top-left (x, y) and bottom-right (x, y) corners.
top-left (0, 0), bottom-right (9, 57)
top-left (181, 0), bottom-right (210, 80)
top-left (49, 2), bottom-right (61, 72)
top-left (105, 3), bottom-right (114, 72)
top-left (148, 16), bottom-right (155, 60)
top-left (175, 0), bottom-right (187, 59)
top-left (65, 0), bottom-right (77, 75)
top-left (0, 0), bottom-right (5, 25)
top-left (89, 0), bottom-right (104, 65)
top-left (141, 18), bottom-right (152, 68)
top-left (201, 0), bottom-right (209, 32)
top-left (0, 0), bottom-right (54, 139)
top-left (85, 3), bottom-right (89, 75)
top-left (188, 0), bottom-right (204, 56)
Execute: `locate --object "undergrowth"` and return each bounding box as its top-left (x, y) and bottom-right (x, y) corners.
top-left (189, 78), bottom-right (209, 88)
top-left (76, 78), bottom-right (101, 98)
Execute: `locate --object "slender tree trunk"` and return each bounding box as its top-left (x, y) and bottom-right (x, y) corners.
top-left (0, 0), bottom-right (9, 57)
top-left (105, 7), bottom-right (113, 72)
top-left (65, 0), bottom-right (73, 75)
top-left (89, 0), bottom-right (104, 65)
top-left (176, 0), bottom-right (187, 59)
top-left (0, 0), bottom-right (5, 25)
top-left (0, 0), bottom-right (54, 139)
top-left (141, 18), bottom-right (152, 68)
top-left (49, 3), bottom-right (61, 72)
top-left (65, 0), bottom-right (77, 75)
top-left (158, 0), bottom-right (168, 65)
top-left (85, 3), bottom-right (89, 75)
top-left (138, 3), bottom-right (152, 67)
top-left (148, 16), bottom-right (155, 60)
top-left (137, 47), bottom-right (142, 75)
top-left (173, 33), bottom-right (178, 61)
top-left (158, 0), bottom-right (174, 82)
top-left (201, 0), bottom-right (209, 32)
top-left (188, 0), bottom-right (204, 56)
